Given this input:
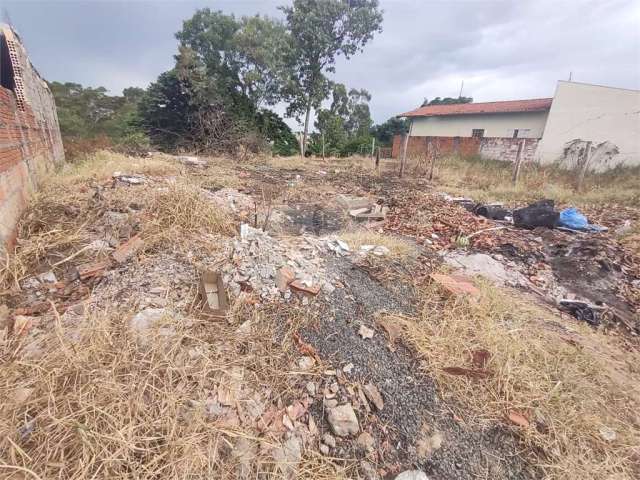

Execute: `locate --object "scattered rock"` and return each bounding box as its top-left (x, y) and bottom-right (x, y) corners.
top-left (232, 437), bottom-right (257, 479)
top-left (319, 443), bottom-right (330, 455)
top-left (321, 433), bottom-right (336, 448)
top-left (272, 435), bottom-right (302, 479)
top-left (360, 460), bottom-right (380, 480)
top-left (112, 234), bottom-right (144, 263)
top-left (417, 431), bottom-right (443, 458)
top-left (358, 325), bottom-right (374, 339)
top-left (599, 425), bottom-right (617, 442)
top-left (298, 356), bottom-right (316, 371)
top-left (276, 267), bottom-right (296, 292)
top-left (305, 381), bottom-right (317, 397)
top-left (129, 308), bottom-right (167, 333)
top-left (356, 431), bottom-right (375, 452)
top-left (324, 398), bottom-right (338, 409)
top-left (326, 404), bottom-right (359, 437)
top-left (342, 362), bottom-right (354, 374)
top-left (395, 471), bottom-right (429, 480)
top-left (36, 270), bottom-right (57, 283)
top-left (363, 383), bottom-right (384, 411)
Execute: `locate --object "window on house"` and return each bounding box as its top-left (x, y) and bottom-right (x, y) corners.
top-left (472, 129), bottom-right (484, 138)
top-left (513, 129), bottom-right (519, 138)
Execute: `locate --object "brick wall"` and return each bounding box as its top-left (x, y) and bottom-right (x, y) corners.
top-left (391, 134), bottom-right (539, 164)
top-left (0, 25), bottom-right (64, 254)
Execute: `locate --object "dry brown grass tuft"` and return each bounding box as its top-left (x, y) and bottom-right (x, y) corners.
top-left (54, 150), bottom-right (180, 185)
top-left (426, 155), bottom-right (640, 207)
top-left (0, 301), bottom-right (347, 479)
top-left (338, 230), bottom-right (415, 260)
top-left (387, 279), bottom-right (640, 479)
top-left (144, 183), bottom-right (236, 242)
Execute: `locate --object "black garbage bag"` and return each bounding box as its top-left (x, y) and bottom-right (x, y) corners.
top-left (513, 199), bottom-right (559, 229)
top-left (475, 204), bottom-right (510, 220)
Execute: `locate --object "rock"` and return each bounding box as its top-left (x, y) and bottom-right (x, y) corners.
top-left (358, 325), bottom-right (374, 339)
top-left (599, 425), bottom-right (617, 442)
top-left (12, 387), bottom-right (34, 404)
top-left (36, 271), bottom-right (57, 283)
top-left (129, 308), bottom-right (167, 332)
top-left (319, 443), bottom-right (330, 455)
top-left (395, 471), bottom-right (429, 480)
top-left (326, 404), bottom-right (359, 437)
top-left (276, 267), bottom-right (296, 292)
top-left (298, 356), bottom-right (315, 371)
top-left (417, 431), bottom-right (443, 458)
top-left (324, 398), bottom-right (338, 408)
top-left (372, 246), bottom-right (390, 256)
top-left (356, 431), bottom-right (375, 452)
top-left (321, 433), bottom-right (336, 448)
top-left (232, 437), bottom-right (257, 479)
top-left (342, 362), bottom-right (354, 374)
top-left (12, 315), bottom-right (34, 336)
top-left (360, 461), bottom-right (380, 480)
top-left (272, 435), bottom-right (302, 479)
top-left (306, 381), bottom-right (317, 397)
top-left (363, 383), bottom-right (384, 411)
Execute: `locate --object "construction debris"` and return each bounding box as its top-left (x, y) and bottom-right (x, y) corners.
top-left (112, 234), bottom-right (144, 263)
top-left (198, 270), bottom-right (229, 317)
top-left (326, 403), bottom-right (359, 437)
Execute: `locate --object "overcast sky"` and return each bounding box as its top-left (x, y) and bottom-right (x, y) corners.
top-left (3, 0), bottom-right (639, 127)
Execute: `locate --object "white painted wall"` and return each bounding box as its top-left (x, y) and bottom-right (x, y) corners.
top-left (410, 111), bottom-right (549, 138)
top-left (536, 81), bottom-right (640, 170)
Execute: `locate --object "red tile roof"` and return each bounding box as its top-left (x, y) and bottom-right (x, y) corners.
top-left (398, 98), bottom-right (553, 118)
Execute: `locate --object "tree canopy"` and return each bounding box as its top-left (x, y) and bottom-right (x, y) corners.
top-left (421, 96), bottom-right (473, 107)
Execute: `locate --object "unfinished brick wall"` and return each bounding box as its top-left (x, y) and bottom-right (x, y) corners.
top-left (0, 25), bottom-right (64, 254)
top-left (391, 134), bottom-right (539, 164)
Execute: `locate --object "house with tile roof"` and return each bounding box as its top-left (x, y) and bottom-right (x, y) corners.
top-left (393, 81), bottom-right (640, 171)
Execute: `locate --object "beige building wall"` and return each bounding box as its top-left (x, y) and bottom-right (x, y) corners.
top-left (536, 81), bottom-right (640, 170)
top-left (410, 111), bottom-right (549, 138)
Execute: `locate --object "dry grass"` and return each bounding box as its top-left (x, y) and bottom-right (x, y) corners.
top-left (338, 230), bottom-right (415, 259)
top-left (0, 300), bottom-right (349, 479)
top-left (145, 182), bottom-right (236, 241)
top-left (53, 150), bottom-right (180, 185)
top-left (388, 279), bottom-right (640, 479)
top-left (427, 155), bottom-right (640, 207)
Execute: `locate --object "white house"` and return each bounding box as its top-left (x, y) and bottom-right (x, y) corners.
top-left (395, 81), bottom-right (640, 171)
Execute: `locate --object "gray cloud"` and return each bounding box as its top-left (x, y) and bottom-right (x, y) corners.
top-left (3, 0), bottom-right (639, 127)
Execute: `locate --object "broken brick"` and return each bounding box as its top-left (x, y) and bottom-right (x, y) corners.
top-left (112, 234), bottom-right (144, 263)
top-left (430, 273), bottom-right (480, 298)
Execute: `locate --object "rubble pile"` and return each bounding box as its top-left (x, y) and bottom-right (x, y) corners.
top-left (221, 225), bottom-right (337, 301)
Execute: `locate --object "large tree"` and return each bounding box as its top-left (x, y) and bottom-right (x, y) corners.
top-left (421, 96), bottom-right (473, 107)
top-left (279, 0), bottom-right (383, 156)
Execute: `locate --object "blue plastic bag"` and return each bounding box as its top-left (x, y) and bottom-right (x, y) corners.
top-left (559, 207), bottom-right (588, 230)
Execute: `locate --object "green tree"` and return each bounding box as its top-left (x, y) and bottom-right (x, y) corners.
top-left (370, 117), bottom-right (408, 146)
top-left (279, 0), bottom-right (383, 156)
top-left (421, 96), bottom-right (473, 107)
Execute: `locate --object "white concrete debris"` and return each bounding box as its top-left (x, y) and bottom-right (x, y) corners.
top-left (176, 155), bottom-right (207, 167)
top-left (395, 471), bottom-right (429, 480)
top-left (207, 188), bottom-right (255, 214)
top-left (221, 224), bottom-right (338, 301)
top-left (442, 252), bottom-right (530, 287)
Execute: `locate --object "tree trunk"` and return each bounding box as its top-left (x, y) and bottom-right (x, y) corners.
top-left (301, 97), bottom-right (312, 158)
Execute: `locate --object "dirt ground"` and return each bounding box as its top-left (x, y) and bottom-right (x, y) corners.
top-left (0, 151), bottom-right (638, 480)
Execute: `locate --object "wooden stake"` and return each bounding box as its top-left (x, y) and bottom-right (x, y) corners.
top-left (399, 119), bottom-right (413, 178)
top-left (321, 131), bottom-right (325, 161)
top-left (375, 146), bottom-right (380, 173)
top-left (370, 137), bottom-right (375, 158)
top-left (576, 141), bottom-right (593, 192)
top-left (428, 141), bottom-right (437, 181)
top-left (512, 139), bottom-right (526, 185)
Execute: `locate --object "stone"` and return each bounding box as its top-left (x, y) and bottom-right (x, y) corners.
top-left (356, 431), bottom-right (375, 452)
top-left (363, 383), bottom-right (384, 411)
top-left (358, 325), bottom-right (374, 339)
top-left (298, 356), bottom-right (315, 371)
top-left (276, 267), bottom-right (296, 292)
top-left (0, 304), bottom-right (9, 329)
top-left (360, 461), bottom-right (380, 480)
top-left (372, 246), bottom-right (390, 256)
top-left (129, 308), bottom-right (167, 332)
top-left (319, 443), bottom-right (330, 455)
top-left (272, 435), bottom-right (302, 479)
top-left (232, 437), bottom-right (257, 480)
top-left (324, 399), bottom-right (338, 408)
top-left (321, 433), bottom-right (336, 448)
top-left (342, 362), bottom-right (354, 374)
top-left (599, 425), bottom-right (617, 442)
top-left (395, 471), bottom-right (429, 480)
top-left (305, 381), bottom-right (317, 396)
top-left (417, 432), bottom-right (443, 458)
top-left (112, 234), bottom-right (144, 263)
top-left (36, 271), bottom-right (57, 283)
top-left (326, 404), bottom-right (359, 437)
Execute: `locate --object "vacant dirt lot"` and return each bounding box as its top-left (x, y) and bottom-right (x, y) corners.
top-left (1, 151), bottom-right (638, 480)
